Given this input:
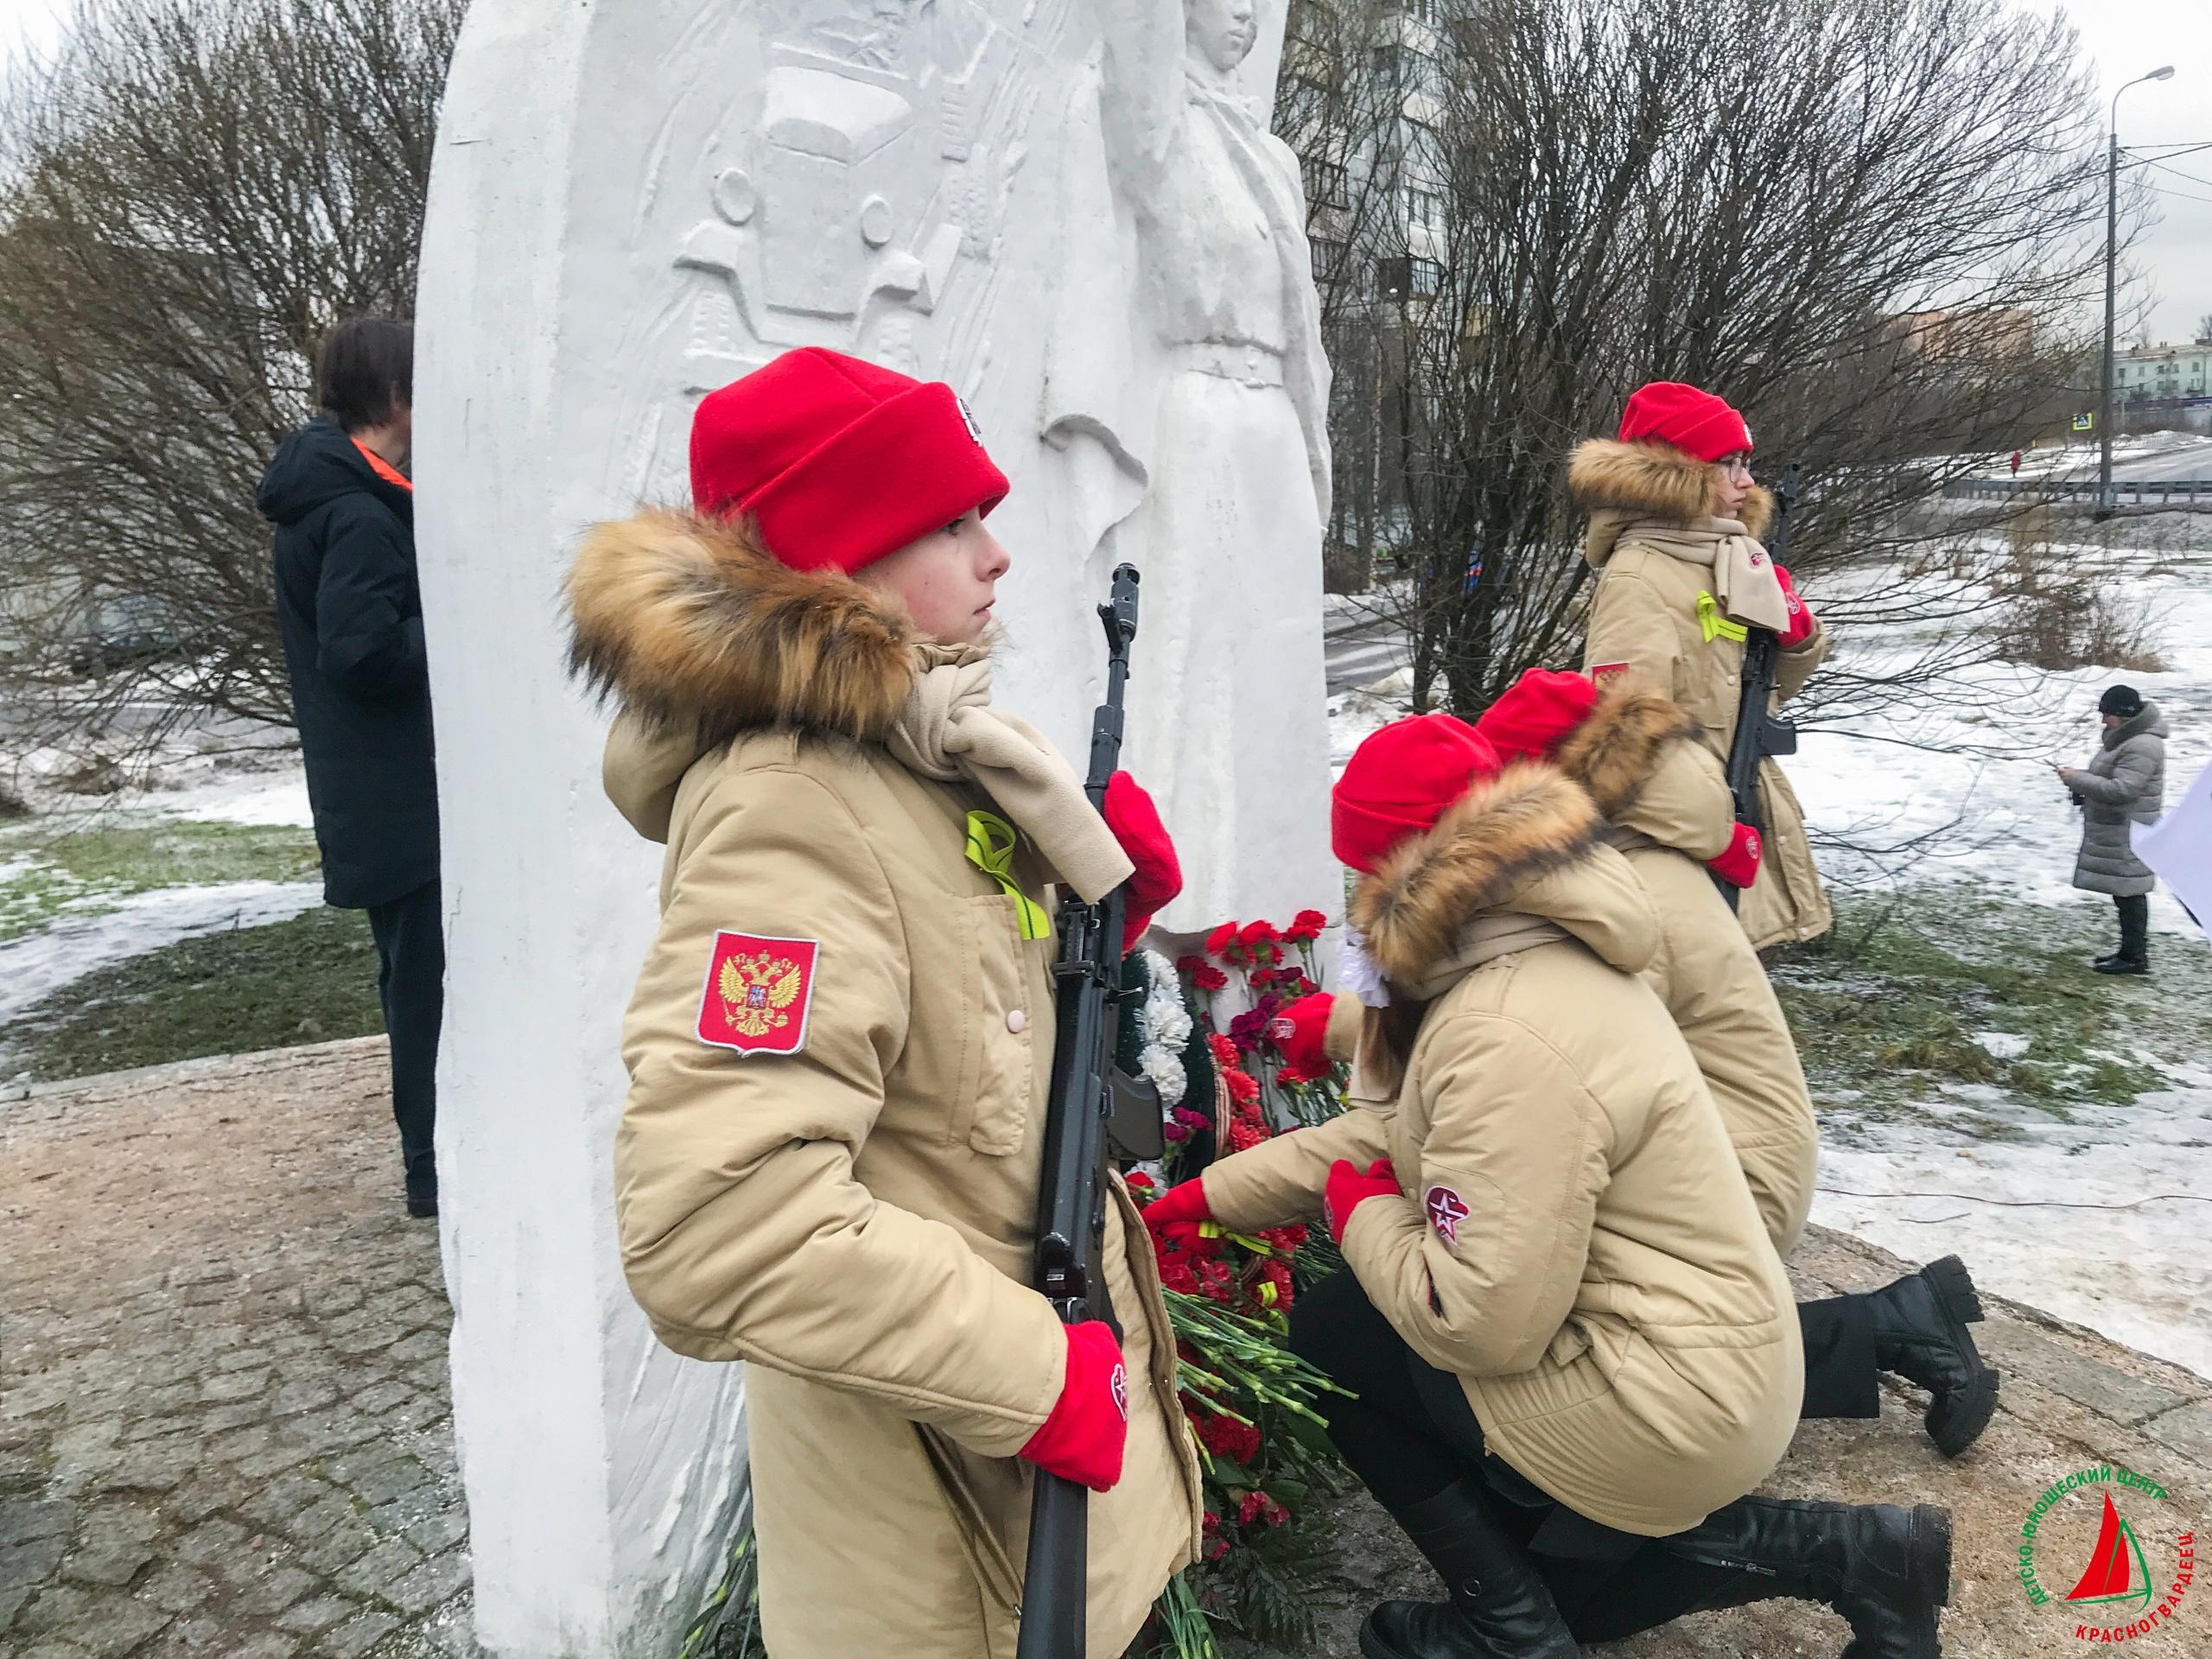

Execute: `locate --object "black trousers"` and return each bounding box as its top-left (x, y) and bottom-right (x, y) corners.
top-left (2115, 893), bottom-right (2150, 960)
top-left (363, 880), bottom-right (444, 1182)
top-left (1287, 1270), bottom-right (1746, 1640)
top-left (1796, 1293), bottom-right (1880, 1420)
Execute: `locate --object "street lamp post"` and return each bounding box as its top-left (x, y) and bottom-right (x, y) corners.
top-left (2099, 65), bottom-right (2174, 521)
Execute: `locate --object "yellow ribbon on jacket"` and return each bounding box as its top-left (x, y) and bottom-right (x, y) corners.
top-left (964, 810), bottom-right (1051, 940)
top-left (1697, 591), bottom-right (1750, 645)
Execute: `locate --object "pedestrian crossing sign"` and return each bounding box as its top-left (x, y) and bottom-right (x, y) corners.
top-left (2072, 413), bottom-right (2094, 431)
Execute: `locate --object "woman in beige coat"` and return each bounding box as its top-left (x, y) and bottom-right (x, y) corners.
top-left (1477, 671), bottom-right (2000, 1459)
top-left (1574, 380), bottom-right (1832, 950)
top-left (1143, 715), bottom-right (1949, 1659)
top-left (565, 347), bottom-right (1200, 1657)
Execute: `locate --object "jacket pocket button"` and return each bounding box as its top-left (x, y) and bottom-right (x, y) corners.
top-left (1006, 1009), bottom-right (1027, 1034)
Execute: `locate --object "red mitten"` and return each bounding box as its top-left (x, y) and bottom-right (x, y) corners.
top-left (1322, 1158), bottom-right (1400, 1246)
top-left (1103, 771), bottom-right (1182, 953)
top-left (1266, 991), bottom-right (1337, 1076)
top-left (1141, 1177), bottom-right (1211, 1232)
top-left (1020, 1320), bottom-right (1129, 1492)
top-left (1772, 564), bottom-right (1816, 651)
top-left (1707, 822), bottom-right (1764, 888)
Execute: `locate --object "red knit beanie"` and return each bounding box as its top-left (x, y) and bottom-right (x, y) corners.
top-left (689, 347), bottom-right (1011, 574)
top-left (1474, 668), bottom-right (1599, 762)
top-left (1618, 382), bottom-right (1753, 465)
top-left (1332, 714), bottom-right (1502, 874)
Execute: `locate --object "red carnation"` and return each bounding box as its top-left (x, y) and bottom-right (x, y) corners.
top-left (1238, 1490), bottom-right (1290, 1529)
top-left (1179, 955), bottom-right (1229, 992)
top-left (1197, 1412), bottom-right (1262, 1465)
top-left (1125, 1171), bottom-right (1155, 1192)
top-left (1285, 909), bottom-right (1328, 943)
top-left (1207, 1032), bottom-right (1239, 1071)
top-left (1205, 922), bottom-right (1241, 957)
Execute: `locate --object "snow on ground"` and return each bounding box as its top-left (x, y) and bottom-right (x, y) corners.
top-left (0, 880), bottom-right (324, 1062)
top-left (1814, 1069), bottom-right (2212, 1379)
top-left (152, 767), bottom-right (313, 829)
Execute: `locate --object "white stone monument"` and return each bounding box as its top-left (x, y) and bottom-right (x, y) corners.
top-left (414, 0), bottom-right (1331, 1649)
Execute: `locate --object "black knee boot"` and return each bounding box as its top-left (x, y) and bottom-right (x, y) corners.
top-left (1662, 1497), bottom-right (1950, 1659)
top-left (1360, 1481), bottom-right (1580, 1659)
top-left (1866, 1255), bottom-right (1999, 1457)
top-left (2097, 894), bottom-right (2150, 976)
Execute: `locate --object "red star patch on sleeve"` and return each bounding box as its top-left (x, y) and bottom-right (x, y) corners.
top-left (1424, 1185), bottom-right (1471, 1246)
top-left (696, 932), bottom-right (818, 1056)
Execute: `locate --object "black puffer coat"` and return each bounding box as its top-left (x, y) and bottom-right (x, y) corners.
top-left (259, 418), bottom-right (438, 908)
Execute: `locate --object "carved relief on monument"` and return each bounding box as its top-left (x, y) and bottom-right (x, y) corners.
top-left (612, 0), bottom-right (1069, 512)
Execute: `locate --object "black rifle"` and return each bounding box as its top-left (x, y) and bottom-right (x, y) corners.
top-left (1015, 563), bottom-right (1142, 1659)
top-left (1719, 462), bottom-right (1802, 913)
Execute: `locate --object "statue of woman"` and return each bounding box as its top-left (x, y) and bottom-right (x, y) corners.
top-left (1041, 0), bottom-right (1336, 937)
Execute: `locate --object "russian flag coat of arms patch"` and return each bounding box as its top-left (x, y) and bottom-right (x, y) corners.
top-left (696, 931), bottom-right (818, 1056)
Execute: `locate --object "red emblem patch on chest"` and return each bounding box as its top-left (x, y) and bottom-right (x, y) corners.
top-left (1424, 1185), bottom-right (1471, 1244)
top-left (696, 932), bottom-right (818, 1056)
top-left (1589, 662), bottom-right (1630, 684)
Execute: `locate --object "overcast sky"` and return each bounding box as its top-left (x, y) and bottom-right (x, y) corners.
top-left (1, 0), bottom-right (2208, 342)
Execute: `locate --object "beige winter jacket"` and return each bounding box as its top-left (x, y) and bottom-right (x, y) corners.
top-left (1572, 437), bottom-right (1834, 950)
top-left (1555, 686), bottom-right (1820, 1252)
top-left (565, 511), bottom-right (1201, 1658)
top-left (1198, 766), bottom-right (1802, 1537)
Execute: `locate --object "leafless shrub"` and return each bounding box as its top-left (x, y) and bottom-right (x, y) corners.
top-left (0, 0), bottom-right (462, 775)
top-left (1993, 540), bottom-right (2168, 673)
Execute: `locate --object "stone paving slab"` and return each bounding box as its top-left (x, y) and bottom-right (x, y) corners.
top-left (10, 1039), bottom-right (2211, 1658)
top-left (1249, 1226), bottom-right (2212, 1657)
top-left (2, 1040), bottom-right (474, 1659)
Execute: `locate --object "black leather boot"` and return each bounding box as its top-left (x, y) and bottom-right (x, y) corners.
top-left (1866, 1255), bottom-right (1999, 1457)
top-left (404, 1150), bottom-right (439, 1219)
top-left (1359, 1482), bottom-right (1579, 1658)
top-left (2095, 895), bottom-right (2150, 975)
top-left (1664, 1497), bottom-right (1950, 1659)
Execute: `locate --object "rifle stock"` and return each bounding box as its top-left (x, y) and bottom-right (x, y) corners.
top-left (1719, 462), bottom-right (1801, 913)
top-left (1015, 563), bottom-right (1142, 1659)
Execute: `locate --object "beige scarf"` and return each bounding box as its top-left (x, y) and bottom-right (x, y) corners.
top-left (887, 644), bottom-right (1134, 902)
top-left (1632, 518), bottom-right (1791, 633)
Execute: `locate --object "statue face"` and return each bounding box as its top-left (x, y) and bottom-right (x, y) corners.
top-left (1185, 0), bottom-right (1257, 73)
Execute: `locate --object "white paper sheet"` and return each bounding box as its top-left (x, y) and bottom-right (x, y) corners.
top-left (2134, 756), bottom-right (2212, 945)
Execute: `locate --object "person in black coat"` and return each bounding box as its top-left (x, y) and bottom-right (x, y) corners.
top-left (258, 318), bottom-right (442, 1217)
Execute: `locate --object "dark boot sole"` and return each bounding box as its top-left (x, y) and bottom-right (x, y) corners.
top-left (1357, 1610), bottom-right (1417, 1659)
top-left (1917, 1256), bottom-right (1999, 1459)
top-left (1357, 1599), bottom-right (1577, 1659)
top-left (1842, 1504), bottom-right (1952, 1659)
top-left (2093, 961), bottom-right (2149, 976)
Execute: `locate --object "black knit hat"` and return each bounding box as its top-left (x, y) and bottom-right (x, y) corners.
top-left (2100, 684), bottom-right (2144, 717)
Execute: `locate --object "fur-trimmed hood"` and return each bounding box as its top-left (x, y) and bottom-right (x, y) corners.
top-left (1570, 438), bottom-right (1772, 567)
top-left (1350, 763), bottom-right (1657, 988)
top-left (566, 508), bottom-right (917, 749)
top-left (1554, 683), bottom-right (1700, 820)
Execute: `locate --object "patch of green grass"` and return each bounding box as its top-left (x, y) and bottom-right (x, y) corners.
top-left (5, 906), bottom-right (383, 1084)
top-left (1768, 890), bottom-right (2185, 1117)
top-left (0, 816), bottom-right (320, 940)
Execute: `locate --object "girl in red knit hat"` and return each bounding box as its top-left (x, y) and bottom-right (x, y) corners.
top-left (1145, 712), bottom-right (1953, 1659)
top-left (1572, 381), bottom-right (1833, 951)
top-left (562, 347), bottom-right (1197, 1658)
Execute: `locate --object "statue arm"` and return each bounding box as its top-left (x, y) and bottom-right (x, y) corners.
top-left (1095, 0), bottom-right (1184, 191)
